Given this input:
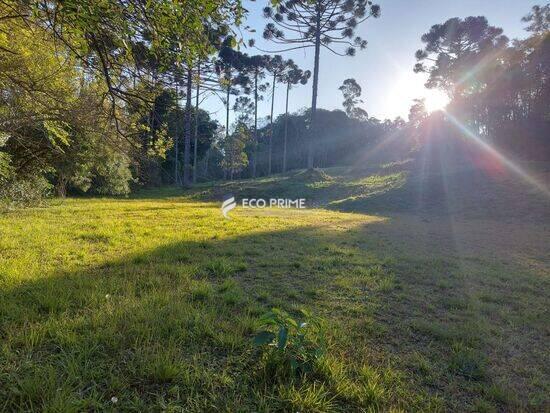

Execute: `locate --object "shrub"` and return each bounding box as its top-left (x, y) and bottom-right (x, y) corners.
top-left (254, 308), bottom-right (326, 378)
top-left (90, 152), bottom-right (133, 196)
top-left (0, 174), bottom-right (52, 209)
top-left (0, 152), bottom-right (11, 181)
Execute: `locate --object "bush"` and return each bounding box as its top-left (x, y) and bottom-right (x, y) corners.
top-left (254, 308), bottom-right (326, 378)
top-left (90, 153), bottom-right (133, 196)
top-left (0, 152), bottom-right (11, 181)
top-left (0, 174), bottom-right (52, 209)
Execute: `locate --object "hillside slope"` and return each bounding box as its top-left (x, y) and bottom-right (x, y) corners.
top-left (184, 158), bottom-right (550, 221)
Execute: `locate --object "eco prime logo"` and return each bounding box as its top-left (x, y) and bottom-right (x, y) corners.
top-left (221, 195), bottom-right (237, 219)
top-left (221, 195), bottom-right (306, 219)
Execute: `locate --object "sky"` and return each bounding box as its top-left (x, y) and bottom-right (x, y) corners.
top-left (202, 0), bottom-right (539, 126)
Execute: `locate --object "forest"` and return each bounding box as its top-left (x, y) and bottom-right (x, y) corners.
top-left (1, 1), bottom-right (548, 204)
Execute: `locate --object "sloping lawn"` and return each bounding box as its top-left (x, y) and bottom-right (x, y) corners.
top-left (0, 189), bottom-right (548, 411)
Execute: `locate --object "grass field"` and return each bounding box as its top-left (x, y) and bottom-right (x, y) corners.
top-left (0, 164), bottom-right (549, 412)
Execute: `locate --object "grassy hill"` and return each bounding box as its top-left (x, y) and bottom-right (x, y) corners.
top-left (0, 159), bottom-right (548, 411)
top-left (186, 158), bottom-right (550, 220)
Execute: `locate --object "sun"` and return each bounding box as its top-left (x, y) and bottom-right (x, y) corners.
top-left (423, 89), bottom-right (449, 113)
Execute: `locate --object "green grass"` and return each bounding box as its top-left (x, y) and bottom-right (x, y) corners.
top-left (0, 166), bottom-right (548, 411)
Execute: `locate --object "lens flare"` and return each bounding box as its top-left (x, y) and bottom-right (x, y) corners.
top-left (424, 89), bottom-right (449, 113)
top-left (444, 111), bottom-right (550, 198)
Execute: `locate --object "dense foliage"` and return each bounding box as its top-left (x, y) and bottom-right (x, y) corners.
top-left (0, 0), bottom-right (240, 203)
top-left (414, 10), bottom-right (550, 160)
top-left (0, 1), bottom-right (547, 206)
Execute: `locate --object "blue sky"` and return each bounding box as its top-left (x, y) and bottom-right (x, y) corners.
top-left (202, 0), bottom-right (539, 126)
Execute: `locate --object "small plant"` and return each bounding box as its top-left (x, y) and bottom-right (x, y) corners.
top-left (253, 308), bottom-right (325, 377)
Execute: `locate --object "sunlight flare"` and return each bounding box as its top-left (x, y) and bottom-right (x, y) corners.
top-left (444, 111), bottom-right (550, 198)
top-left (424, 89), bottom-right (449, 113)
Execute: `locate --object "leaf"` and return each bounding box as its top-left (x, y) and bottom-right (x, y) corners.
top-left (43, 120), bottom-right (70, 147)
top-left (277, 326), bottom-right (288, 350)
top-left (259, 311), bottom-right (278, 326)
top-left (253, 331), bottom-right (275, 346)
top-left (290, 357), bottom-right (298, 374)
top-left (271, 307), bottom-right (284, 316)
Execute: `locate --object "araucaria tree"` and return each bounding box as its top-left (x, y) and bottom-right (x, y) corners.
top-left (241, 54), bottom-right (270, 177)
top-left (265, 55), bottom-right (286, 175)
top-left (261, 0), bottom-right (380, 168)
top-left (216, 37), bottom-right (249, 141)
top-left (413, 16), bottom-right (509, 98)
top-left (281, 61), bottom-right (310, 172)
top-left (413, 16), bottom-right (510, 139)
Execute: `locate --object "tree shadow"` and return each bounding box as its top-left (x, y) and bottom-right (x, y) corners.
top-left (0, 222), bottom-right (413, 410)
top-left (1, 210), bottom-right (545, 410)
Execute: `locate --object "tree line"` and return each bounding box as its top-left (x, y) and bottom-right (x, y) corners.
top-left (0, 1), bottom-right (547, 205)
top-left (0, 0), bottom-right (384, 202)
top-left (411, 6), bottom-right (549, 162)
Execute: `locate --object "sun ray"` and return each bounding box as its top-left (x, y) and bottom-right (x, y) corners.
top-left (444, 111), bottom-right (550, 198)
top-left (424, 89), bottom-right (449, 113)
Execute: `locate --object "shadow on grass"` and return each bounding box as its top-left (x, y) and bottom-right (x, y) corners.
top-left (1, 213), bottom-right (546, 411)
top-left (0, 224), bottom-right (419, 411)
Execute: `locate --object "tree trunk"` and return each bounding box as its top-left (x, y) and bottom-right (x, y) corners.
top-left (252, 70), bottom-right (258, 178)
top-left (56, 176), bottom-right (67, 198)
top-left (268, 73), bottom-right (276, 175)
top-left (308, 3), bottom-right (322, 169)
top-left (183, 67), bottom-right (192, 186)
top-left (174, 83), bottom-right (179, 185)
top-left (283, 81), bottom-right (290, 173)
top-left (193, 63), bottom-right (200, 184)
top-left (204, 148), bottom-right (210, 178)
top-left (226, 85), bottom-right (230, 140)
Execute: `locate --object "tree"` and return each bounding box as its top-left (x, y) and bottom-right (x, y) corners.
top-left (221, 122), bottom-right (250, 179)
top-left (280, 61), bottom-right (310, 172)
top-left (265, 55), bottom-right (286, 175)
top-left (16, 0), bottom-right (243, 114)
top-left (193, 64), bottom-right (201, 184)
top-left (339, 78), bottom-right (368, 120)
top-left (7, 0), bottom-right (243, 188)
top-left (217, 37), bottom-right (249, 139)
top-left (0, 14), bottom-right (135, 197)
top-left (413, 9), bottom-right (550, 161)
top-left (260, 0), bottom-right (380, 169)
top-left (244, 55), bottom-right (270, 177)
top-left (166, 104), bottom-right (220, 184)
top-left (522, 4), bottom-right (550, 34)
top-left (414, 16), bottom-right (509, 98)
top-left (234, 96), bottom-right (255, 125)
top-left (408, 98), bottom-right (427, 125)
